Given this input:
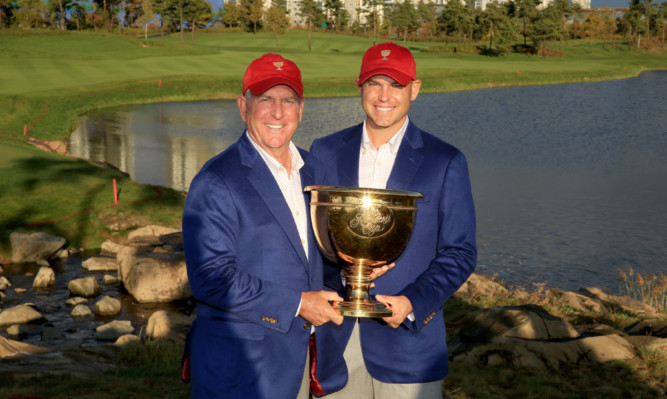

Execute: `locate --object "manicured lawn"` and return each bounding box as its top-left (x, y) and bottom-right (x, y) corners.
top-left (0, 29), bottom-right (664, 259)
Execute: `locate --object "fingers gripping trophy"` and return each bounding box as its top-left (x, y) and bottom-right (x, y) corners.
top-left (305, 186), bottom-right (422, 318)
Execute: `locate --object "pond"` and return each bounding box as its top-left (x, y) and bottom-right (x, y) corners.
top-left (68, 71), bottom-right (667, 293)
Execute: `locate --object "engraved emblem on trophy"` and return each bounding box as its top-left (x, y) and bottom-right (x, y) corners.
top-left (305, 186), bottom-right (422, 318)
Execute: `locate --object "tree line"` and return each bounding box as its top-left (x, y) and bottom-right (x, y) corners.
top-left (1, 0), bottom-right (665, 50)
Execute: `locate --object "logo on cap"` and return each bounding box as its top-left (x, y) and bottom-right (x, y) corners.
top-left (380, 50), bottom-right (391, 61)
top-left (273, 62), bottom-right (284, 71)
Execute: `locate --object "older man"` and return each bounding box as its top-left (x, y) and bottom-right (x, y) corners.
top-left (182, 53), bottom-right (344, 399)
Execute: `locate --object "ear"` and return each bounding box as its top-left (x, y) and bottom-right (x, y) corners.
top-left (410, 80), bottom-right (422, 101)
top-left (237, 95), bottom-right (247, 123)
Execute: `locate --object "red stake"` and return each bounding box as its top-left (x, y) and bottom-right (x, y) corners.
top-left (113, 179), bottom-right (118, 205)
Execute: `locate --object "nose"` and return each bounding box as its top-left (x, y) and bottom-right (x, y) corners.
top-left (271, 101), bottom-right (284, 119)
top-left (378, 86), bottom-right (389, 102)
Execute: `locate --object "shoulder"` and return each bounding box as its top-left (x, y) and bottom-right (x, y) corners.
top-left (409, 122), bottom-right (466, 161)
top-left (311, 123), bottom-right (362, 151)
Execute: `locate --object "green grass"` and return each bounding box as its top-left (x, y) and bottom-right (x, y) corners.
top-left (0, 29), bottom-right (665, 261)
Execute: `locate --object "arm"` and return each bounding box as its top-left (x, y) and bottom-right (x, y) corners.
top-left (381, 151), bottom-right (477, 329)
top-left (183, 170), bottom-right (303, 334)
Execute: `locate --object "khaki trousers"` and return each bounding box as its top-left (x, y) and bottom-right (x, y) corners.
top-left (322, 322), bottom-right (443, 399)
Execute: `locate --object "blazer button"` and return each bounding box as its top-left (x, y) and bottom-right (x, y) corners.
top-left (303, 322), bottom-right (312, 330)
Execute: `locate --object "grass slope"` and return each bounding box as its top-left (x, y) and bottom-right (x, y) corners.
top-left (0, 29), bottom-right (665, 258)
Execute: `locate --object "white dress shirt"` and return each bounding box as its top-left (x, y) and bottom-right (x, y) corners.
top-left (358, 118), bottom-right (408, 188)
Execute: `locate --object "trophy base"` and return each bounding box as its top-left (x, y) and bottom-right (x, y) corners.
top-left (335, 300), bottom-right (392, 318)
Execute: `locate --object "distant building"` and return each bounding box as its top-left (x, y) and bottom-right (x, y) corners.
top-left (572, 0), bottom-right (591, 8)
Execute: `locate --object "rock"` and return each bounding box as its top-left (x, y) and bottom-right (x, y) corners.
top-left (101, 240), bottom-right (125, 255)
top-left (94, 296), bottom-right (121, 316)
top-left (96, 320), bottom-right (133, 341)
top-left (71, 304), bottom-right (92, 317)
top-left (103, 214), bottom-right (143, 231)
top-left (10, 232), bottom-right (67, 264)
top-left (453, 273), bottom-right (509, 301)
top-left (0, 276), bottom-right (11, 290)
top-left (6, 324), bottom-right (29, 339)
top-left (65, 297), bottom-right (88, 306)
top-left (455, 305), bottom-right (579, 344)
top-left (547, 288), bottom-right (609, 313)
top-left (32, 266), bottom-right (56, 288)
top-left (625, 318), bottom-right (667, 338)
top-left (580, 287), bottom-right (659, 317)
top-left (114, 334), bottom-right (141, 346)
top-left (0, 336), bottom-right (50, 358)
top-left (0, 304), bottom-right (45, 328)
top-left (117, 245), bottom-right (191, 303)
top-left (82, 256), bottom-right (118, 272)
top-left (103, 274), bottom-right (119, 285)
top-left (67, 276), bottom-right (101, 298)
top-left (14, 287), bottom-right (27, 294)
top-left (127, 225), bottom-right (180, 241)
top-left (146, 310), bottom-right (194, 341)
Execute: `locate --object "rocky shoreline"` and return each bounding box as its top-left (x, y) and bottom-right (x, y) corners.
top-left (1, 227), bottom-right (665, 379)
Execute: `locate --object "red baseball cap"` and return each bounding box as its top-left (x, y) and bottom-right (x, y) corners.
top-left (242, 53), bottom-right (303, 99)
top-left (358, 42), bottom-right (416, 86)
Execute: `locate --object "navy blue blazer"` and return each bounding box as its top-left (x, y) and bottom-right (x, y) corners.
top-left (310, 120), bottom-right (477, 392)
top-left (182, 133), bottom-right (328, 399)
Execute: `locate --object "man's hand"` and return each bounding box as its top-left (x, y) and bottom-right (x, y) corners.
top-left (375, 295), bottom-right (413, 328)
top-left (299, 290), bottom-right (344, 326)
top-left (368, 262), bottom-right (395, 281)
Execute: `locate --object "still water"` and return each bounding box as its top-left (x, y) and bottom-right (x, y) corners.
top-left (69, 71), bottom-right (667, 293)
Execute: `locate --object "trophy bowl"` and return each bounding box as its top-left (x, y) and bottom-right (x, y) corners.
top-left (305, 186), bottom-right (423, 317)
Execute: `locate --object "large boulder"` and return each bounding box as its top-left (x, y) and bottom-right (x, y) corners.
top-left (0, 336), bottom-right (50, 358)
top-left (10, 232), bottom-right (66, 264)
top-left (0, 304), bottom-right (45, 328)
top-left (117, 244), bottom-right (190, 303)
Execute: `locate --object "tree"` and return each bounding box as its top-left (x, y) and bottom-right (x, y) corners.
top-left (323, 0), bottom-right (348, 31)
top-left (221, 0), bottom-right (241, 27)
top-left (530, 3), bottom-right (563, 50)
top-left (265, 0), bottom-right (289, 47)
top-left (183, 0), bottom-right (212, 42)
top-left (478, 1), bottom-right (514, 51)
top-left (416, 0), bottom-right (437, 37)
top-left (360, 0), bottom-right (383, 44)
top-left (140, 0), bottom-right (153, 39)
top-left (438, 0), bottom-right (474, 46)
top-left (387, 1), bottom-right (419, 45)
top-left (507, 0), bottom-right (540, 47)
top-left (298, 0), bottom-right (324, 51)
top-left (239, 0), bottom-right (263, 33)
top-left (15, 0), bottom-right (46, 28)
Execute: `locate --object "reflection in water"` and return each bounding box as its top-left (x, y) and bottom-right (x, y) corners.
top-left (68, 72), bottom-right (667, 292)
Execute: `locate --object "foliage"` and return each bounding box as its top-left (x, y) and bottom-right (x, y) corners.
top-left (618, 267), bottom-right (667, 312)
top-left (265, 0), bottom-right (289, 47)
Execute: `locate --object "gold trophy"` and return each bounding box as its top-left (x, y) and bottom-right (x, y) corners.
top-left (305, 186), bottom-right (422, 317)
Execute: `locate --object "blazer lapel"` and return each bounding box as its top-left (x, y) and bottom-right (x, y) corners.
top-left (336, 126), bottom-right (362, 187)
top-left (239, 135), bottom-right (310, 268)
top-left (387, 121), bottom-right (424, 191)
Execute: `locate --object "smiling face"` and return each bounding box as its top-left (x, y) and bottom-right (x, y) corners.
top-left (238, 84), bottom-right (304, 162)
top-left (356, 75), bottom-right (421, 142)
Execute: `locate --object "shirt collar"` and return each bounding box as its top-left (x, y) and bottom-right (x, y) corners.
top-left (246, 131), bottom-right (304, 174)
top-left (361, 116), bottom-right (409, 153)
